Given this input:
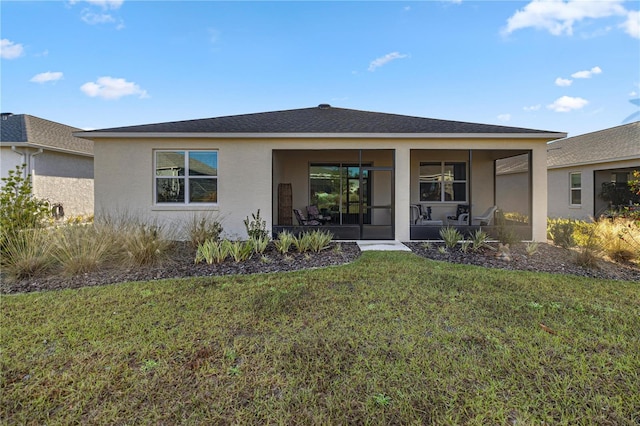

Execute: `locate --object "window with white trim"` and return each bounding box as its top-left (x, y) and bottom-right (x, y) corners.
top-left (155, 150), bottom-right (218, 204)
top-left (419, 162), bottom-right (467, 202)
top-left (570, 172), bottom-right (581, 206)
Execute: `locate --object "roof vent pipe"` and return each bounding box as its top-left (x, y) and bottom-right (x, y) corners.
top-left (318, 104), bottom-right (331, 109)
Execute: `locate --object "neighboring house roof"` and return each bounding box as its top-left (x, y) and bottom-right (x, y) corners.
top-left (496, 121), bottom-right (640, 175)
top-left (1, 113), bottom-right (93, 156)
top-left (547, 121), bottom-right (639, 169)
top-left (78, 104), bottom-right (564, 138)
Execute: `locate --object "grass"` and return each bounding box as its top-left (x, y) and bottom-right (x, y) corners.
top-left (2, 252), bottom-right (639, 424)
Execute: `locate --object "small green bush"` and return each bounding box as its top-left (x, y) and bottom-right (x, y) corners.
top-left (293, 232), bottom-right (313, 253)
top-left (122, 224), bottom-right (173, 266)
top-left (1, 228), bottom-right (53, 280)
top-left (469, 229), bottom-right (489, 252)
top-left (51, 224), bottom-right (113, 276)
top-left (547, 218), bottom-right (576, 248)
top-left (0, 164), bottom-right (50, 236)
top-left (495, 210), bottom-right (521, 246)
top-left (195, 239), bottom-right (229, 264)
top-left (439, 227), bottom-right (462, 249)
top-left (308, 230), bottom-right (333, 252)
top-left (274, 231), bottom-right (295, 254)
top-left (223, 240), bottom-right (253, 262)
top-left (187, 213), bottom-right (223, 248)
top-left (250, 235), bottom-right (270, 254)
top-left (244, 209), bottom-right (268, 240)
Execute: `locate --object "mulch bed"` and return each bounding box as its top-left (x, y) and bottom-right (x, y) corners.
top-left (1, 241), bottom-right (638, 295)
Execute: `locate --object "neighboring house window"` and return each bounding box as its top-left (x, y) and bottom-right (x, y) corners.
top-left (155, 150), bottom-right (218, 204)
top-left (570, 172), bottom-right (581, 206)
top-left (419, 162), bottom-right (467, 202)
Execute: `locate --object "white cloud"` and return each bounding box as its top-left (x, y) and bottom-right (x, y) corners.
top-left (630, 91), bottom-right (638, 97)
top-left (523, 104), bottom-right (541, 111)
top-left (620, 10), bottom-right (640, 38)
top-left (81, 10), bottom-right (115, 24)
top-left (497, 114), bottom-right (511, 122)
top-left (502, 0), bottom-right (627, 36)
top-left (547, 95), bottom-right (588, 112)
top-left (70, 0), bottom-right (123, 9)
top-left (30, 71), bottom-right (64, 83)
top-left (368, 52), bottom-right (408, 72)
top-left (1, 39), bottom-right (24, 59)
top-left (571, 66), bottom-right (602, 79)
top-left (555, 77), bottom-right (573, 87)
top-left (80, 76), bottom-right (148, 100)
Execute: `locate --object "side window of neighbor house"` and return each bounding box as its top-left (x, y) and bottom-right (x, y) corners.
top-left (419, 162), bottom-right (467, 202)
top-left (569, 172), bottom-right (581, 206)
top-left (155, 150), bottom-right (218, 204)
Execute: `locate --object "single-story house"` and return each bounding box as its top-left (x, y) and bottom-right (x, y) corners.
top-left (76, 104), bottom-right (565, 241)
top-left (497, 121), bottom-right (640, 220)
top-left (1, 113), bottom-right (94, 218)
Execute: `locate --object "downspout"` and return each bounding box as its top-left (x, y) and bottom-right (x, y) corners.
top-left (11, 146), bottom-right (44, 179)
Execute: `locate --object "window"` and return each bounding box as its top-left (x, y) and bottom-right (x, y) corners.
top-left (419, 162), bottom-right (467, 202)
top-left (570, 172), bottom-right (581, 206)
top-left (155, 150), bottom-right (217, 204)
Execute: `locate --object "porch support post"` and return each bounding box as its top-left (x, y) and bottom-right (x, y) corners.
top-left (395, 146), bottom-right (411, 241)
top-left (531, 146), bottom-right (548, 241)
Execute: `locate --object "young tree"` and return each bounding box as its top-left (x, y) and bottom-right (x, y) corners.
top-left (0, 164), bottom-right (50, 235)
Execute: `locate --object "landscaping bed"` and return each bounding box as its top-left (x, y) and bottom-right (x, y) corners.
top-left (2, 240), bottom-right (639, 295)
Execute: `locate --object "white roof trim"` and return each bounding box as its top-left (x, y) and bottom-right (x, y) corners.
top-left (0, 141), bottom-right (93, 157)
top-left (548, 155), bottom-right (640, 169)
top-left (75, 131), bottom-right (567, 140)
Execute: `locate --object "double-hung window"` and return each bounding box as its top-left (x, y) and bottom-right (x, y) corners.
top-left (155, 150), bottom-right (218, 204)
top-left (569, 172), bottom-right (581, 206)
top-left (419, 162), bottom-right (467, 202)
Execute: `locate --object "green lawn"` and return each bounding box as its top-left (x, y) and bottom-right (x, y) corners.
top-left (2, 252), bottom-right (639, 425)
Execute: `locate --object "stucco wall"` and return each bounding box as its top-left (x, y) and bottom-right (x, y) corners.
top-left (93, 137), bottom-right (551, 241)
top-left (548, 159), bottom-right (640, 220)
top-left (1, 147), bottom-right (23, 179)
top-left (33, 175), bottom-right (94, 218)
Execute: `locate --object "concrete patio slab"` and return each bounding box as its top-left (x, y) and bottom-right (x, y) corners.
top-left (356, 240), bottom-right (412, 252)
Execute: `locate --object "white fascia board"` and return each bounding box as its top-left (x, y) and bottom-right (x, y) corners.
top-left (548, 155), bottom-right (640, 169)
top-left (75, 131), bottom-right (567, 140)
top-left (0, 141), bottom-right (93, 157)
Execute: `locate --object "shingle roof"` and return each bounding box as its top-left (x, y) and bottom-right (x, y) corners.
top-left (83, 105), bottom-right (561, 135)
top-left (547, 121), bottom-right (639, 168)
top-left (1, 114), bottom-right (93, 155)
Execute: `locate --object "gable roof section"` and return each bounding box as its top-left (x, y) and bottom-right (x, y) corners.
top-left (78, 105), bottom-right (564, 139)
top-left (1, 114), bottom-right (93, 156)
top-left (547, 121), bottom-right (639, 169)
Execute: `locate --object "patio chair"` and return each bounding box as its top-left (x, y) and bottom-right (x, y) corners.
top-left (293, 208), bottom-right (321, 226)
top-left (306, 205), bottom-right (331, 224)
top-left (446, 204), bottom-right (469, 225)
top-left (411, 204), bottom-right (433, 224)
top-left (472, 205), bottom-right (498, 226)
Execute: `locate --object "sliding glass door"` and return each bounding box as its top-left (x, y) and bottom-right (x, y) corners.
top-left (310, 164), bottom-right (371, 225)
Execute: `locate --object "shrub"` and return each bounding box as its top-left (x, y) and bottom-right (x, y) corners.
top-left (250, 235), bottom-right (270, 254)
top-left (1, 228), bottom-right (53, 280)
top-left (122, 223), bottom-right (173, 266)
top-left (223, 240), bottom-right (253, 262)
top-left (0, 164), bottom-right (50, 236)
top-left (51, 224), bottom-right (113, 276)
top-left (547, 218), bottom-right (576, 248)
top-left (596, 218), bottom-right (639, 263)
top-left (525, 241), bottom-right (539, 256)
top-left (293, 232), bottom-right (314, 253)
top-left (308, 230), bottom-right (334, 252)
top-left (274, 231), bottom-right (295, 254)
top-left (244, 209), bottom-right (268, 240)
top-left (469, 229), bottom-right (489, 252)
top-left (187, 213), bottom-right (223, 248)
top-left (439, 227), bottom-right (462, 250)
top-left (195, 239), bottom-right (228, 264)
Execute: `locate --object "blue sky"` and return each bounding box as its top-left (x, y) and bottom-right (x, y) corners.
top-left (1, 0), bottom-right (639, 137)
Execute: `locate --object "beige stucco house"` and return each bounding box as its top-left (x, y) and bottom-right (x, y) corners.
top-left (1, 113), bottom-right (94, 218)
top-left (77, 105), bottom-right (564, 241)
top-left (497, 121), bottom-right (639, 221)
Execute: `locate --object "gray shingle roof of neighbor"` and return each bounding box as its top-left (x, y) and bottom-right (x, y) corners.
top-left (80, 105), bottom-right (562, 135)
top-left (0, 113), bottom-right (93, 155)
top-left (547, 121), bottom-right (640, 168)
